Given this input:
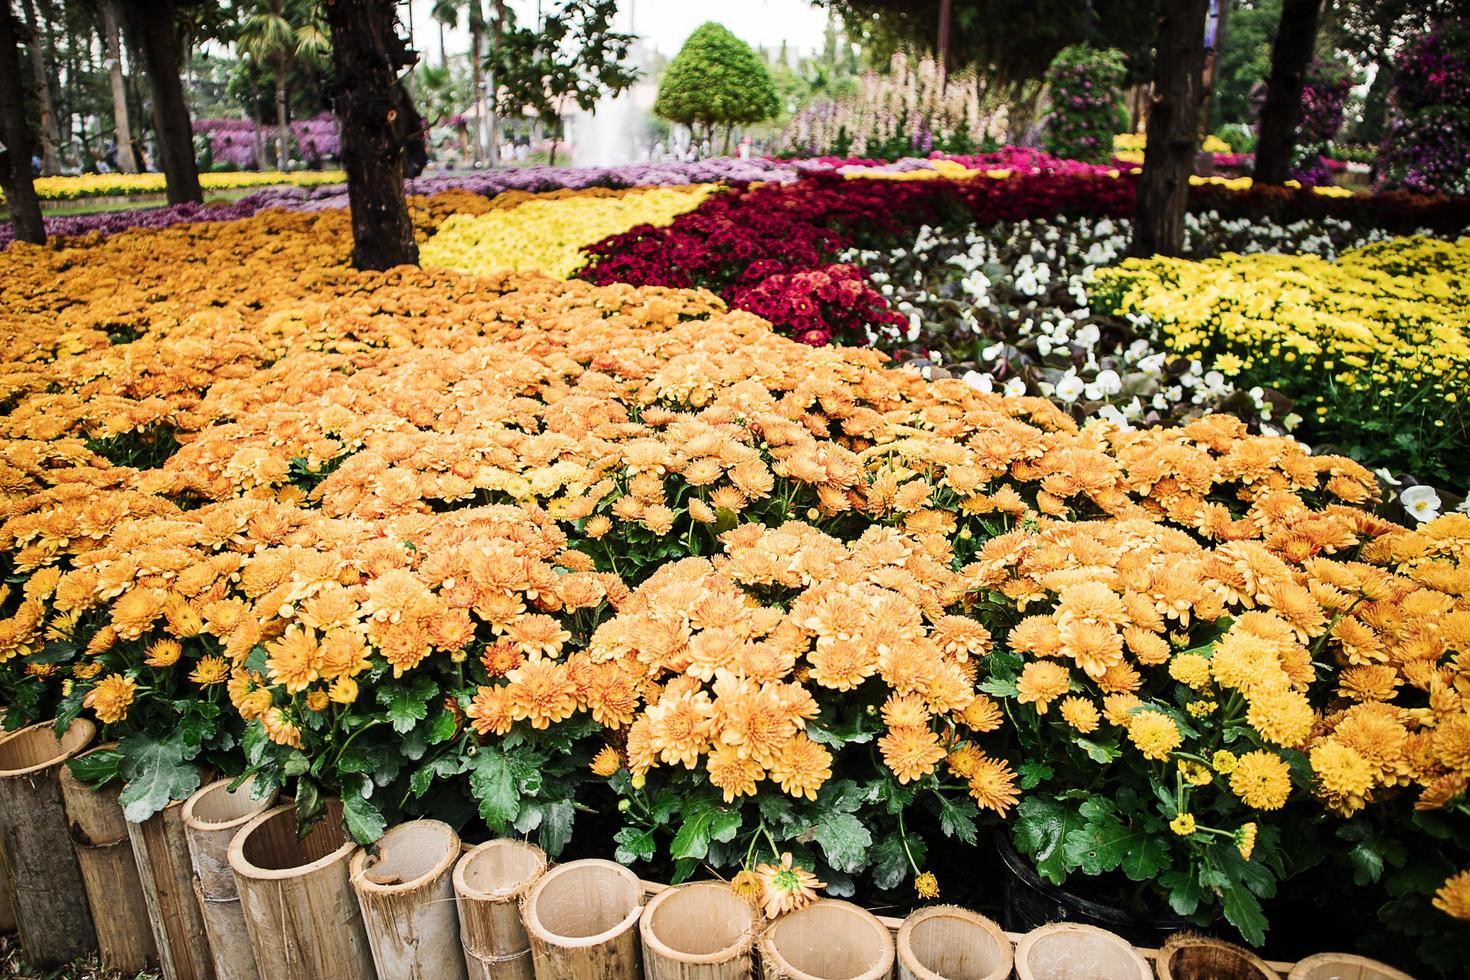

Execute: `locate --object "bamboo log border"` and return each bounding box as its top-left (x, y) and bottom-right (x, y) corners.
top-left (454, 839), bottom-right (547, 980)
top-left (182, 776), bottom-right (278, 980)
top-left (349, 818), bottom-right (468, 980)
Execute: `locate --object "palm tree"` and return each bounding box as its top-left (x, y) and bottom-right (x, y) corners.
top-left (430, 0), bottom-right (455, 67)
top-left (236, 0), bottom-right (329, 170)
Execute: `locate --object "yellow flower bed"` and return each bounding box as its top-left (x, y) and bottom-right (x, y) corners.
top-left (11, 170), bottom-right (346, 202)
top-left (841, 159), bottom-right (983, 181)
top-left (1, 201), bottom-right (1468, 940)
top-left (1096, 235), bottom-right (1470, 393)
top-left (420, 184), bottom-right (718, 279)
top-left (1114, 132), bottom-right (1232, 163)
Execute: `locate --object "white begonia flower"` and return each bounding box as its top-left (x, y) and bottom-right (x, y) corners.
top-left (1282, 412), bottom-right (1302, 432)
top-left (1003, 377), bottom-right (1027, 398)
top-left (906, 312), bottom-right (922, 342)
top-left (1073, 324), bottom-right (1101, 349)
top-left (1400, 485), bottom-right (1442, 523)
top-left (1092, 369), bottom-right (1122, 396)
top-left (962, 370), bottom-right (994, 394)
top-left (1122, 397), bottom-right (1144, 420)
top-left (1036, 335), bottom-right (1054, 357)
top-left (1138, 353), bottom-right (1167, 377)
top-left (1093, 404), bottom-right (1134, 430)
top-left (981, 343), bottom-right (1004, 362)
top-left (1458, 497), bottom-right (1470, 514)
top-left (1055, 372), bottom-right (1085, 403)
top-left (1375, 468), bottom-right (1402, 486)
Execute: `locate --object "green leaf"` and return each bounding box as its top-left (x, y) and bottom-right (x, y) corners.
top-left (343, 784), bottom-right (387, 844)
top-left (294, 778), bottom-right (322, 827)
top-left (614, 826), bottom-right (656, 865)
top-left (1074, 737), bottom-right (1121, 764)
top-left (1018, 760), bottom-right (1052, 790)
top-left (978, 676), bottom-right (1019, 698)
top-left (936, 794), bottom-right (979, 846)
top-left (469, 747), bottom-right (521, 830)
top-left (425, 708), bottom-right (458, 745)
top-left (870, 835), bottom-right (911, 891)
top-left (1012, 796), bottom-right (1085, 885)
top-left (378, 677), bottom-right (439, 733)
top-left (539, 800), bottom-right (575, 858)
top-left (1160, 868), bottom-right (1203, 917)
top-left (812, 811), bottom-right (871, 874)
top-left (26, 640), bottom-right (78, 665)
top-left (1221, 878), bottom-right (1268, 946)
top-left (1063, 801), bottom-right (1132, 877)
top-left (1120, 832), bottom-right (1171, 882)
top-left (67, 747), bottom-right (122, 786)
top-left (669, 796), bottom-right (724, 862)
top-left (117, 732), bottom-right (203, 823)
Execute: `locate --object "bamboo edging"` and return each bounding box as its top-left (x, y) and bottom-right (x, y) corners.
top-left (1288, 952), bottom-right (1417, 980)
top-left (523, 858), bottom-right (644, 980)
top-left (0, 719), bottom-right (98, 967)
top-left (895, 905), bottom-right (1010, 980)
top-left (1157, 932), bottom-right (1277, 980)
top-left (640, 880), bottom-right (762, 980)
top-left (454, 839), bottom-right (547, 980)
top-left (129, 776), bottom-right (217, 980)
top-left (759, 899), bottom-right (894, 980)
top-left (229, 799), bottom-right (376, 980)
top-left (58, 743), bottom-right (157, 973)
top-left (183, 776), bottom-right (279, 980)
top-left (1015, 922), bottom-right (1151, 980)
top-left (350, 818), bottom-right (468, 980)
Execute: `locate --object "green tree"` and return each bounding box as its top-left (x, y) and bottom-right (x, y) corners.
top-left (493, 0), bottom-right (636, 166)
top-left (1211, 0), bottom-right (1279, 137)
top-left (236, 0), bottom-right (330, 170)
top-left (654, 22), bottom-right (779, 154)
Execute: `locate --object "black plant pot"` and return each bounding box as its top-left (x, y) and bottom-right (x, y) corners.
top-left (996, 832), bottom-right (1191, 949)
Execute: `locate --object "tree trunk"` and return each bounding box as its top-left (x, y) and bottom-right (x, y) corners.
top-left (19, 0), bottom-right (61, 174)
top-left (1253, 0), bottom-right (1322, 185)
top-left (125, 0), bottom-right (201, 203)
top-left (1129, 0), bottom-right (1208, 258)
top-left (323, 0), bottom-right (419, 270)
top-left (469, 10), bottom-right (483, 165)
top-left (0, 4), bottom-right (45, 244)
top-left (488, 0), bottom-right (504, 167)
top-left (275, 62), bottom-right (289, 170)
top-left (101, 0), bottom-right (137, 172)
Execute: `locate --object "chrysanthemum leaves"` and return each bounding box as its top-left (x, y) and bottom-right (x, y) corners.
top-left (343, 780), bottom-right (388, 844)
top-left (469, 745), bottom-right (523, 829)
top-left (379, 676), bottom-right (440, 734)
top-left (117, 730), bottom-right (203, 823)
top-left (1013, 796), bottom-right (1086, 885)
top-left (812, 812), bottom-right (872, 874)
top-left (614, 826), bottom-right (657, 865)
top-left (670, 794), bottom-right (743, 862)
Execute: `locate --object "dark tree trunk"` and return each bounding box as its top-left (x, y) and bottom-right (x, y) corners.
top-left (323, 0), bottom-right (418, 270)
top-left (19, 0), bottom-right (61, 174)
top-left (125, 0), bottom-right (201, 203)
top-left (1253, 0), bottom-right (1322, 185)
top-left (1129, 0), bottom-right (1208, 259)
top-left (1, 4), bottom-right (45, 244)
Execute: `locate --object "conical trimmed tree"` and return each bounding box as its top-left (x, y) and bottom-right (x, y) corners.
top-left (655, 22), bottom-right (779, 154)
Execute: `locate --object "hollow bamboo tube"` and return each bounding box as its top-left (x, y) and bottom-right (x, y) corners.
top-left (640, 880), bottom-right (760, 980)
top-left (895, 905), bottom-right (1010, 980)
top-left (758, 899), bottom-right (894, 980)
top-left (1013, 922), bottom-right (1151, 980)
top-left (522, 858), bottom-right (644, 980)
top-left (183, 776), bottom-right (278, 980)
top-left (1156, 933), bottom-right (1275, 980)
top-left (453, 839), bottom-right (547, 980)
top-left (58, 743), bottom-right (157, 973)
top-left (349, 819), bottom-right (467, 980)
top-left (1288, 952), bottom-right (1417, 980)
top-left (229, 800), bottom-right (376, 980)
top-left (0, 719), bottom-right (98, 967)
top-left (129, 785), bottom-right (218, 980)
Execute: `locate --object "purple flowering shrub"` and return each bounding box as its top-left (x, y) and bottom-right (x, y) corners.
top-left (1290, 62), bottom-right (1354, 185)
top-left (1043, 46), bottom-right (1128, 165)
top-left (1377, 21), bottom-right (1470, 195)
top-left (194, 115), bottom-right (342, 170)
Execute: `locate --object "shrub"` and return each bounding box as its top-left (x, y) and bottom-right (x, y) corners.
top-left (1377, 21), bottom-right (1470, 196)
top-left (654, 23), bottom-right (779, 149)
top-left (1043, 46), bottom-right (1128, 165)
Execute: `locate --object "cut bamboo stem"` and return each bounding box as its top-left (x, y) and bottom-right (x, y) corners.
top-left (58, 743), bottom-right (157, 974)
top-left (758, 899), bottom-right (894, 980)
top-left (183, 776), bottom-right (278, 980)
top-left (522, 858), bottom-right (644, 980)
top-left (453, 838), bottom-right (547, 980)
top-left (1156, 933), bottom-right (1275, 980)
top-left (640, 880), bottom-right (760, 980)
top-left (350, 819), bottom-right (467, 980)
top-left (1288, 952), bottom-right (1416, 980)
top-left (0, 719), bottom-right (98, 967)
top-left (1014, 922), bottom-right (1151, 980)
top-left (229, 800), bottom-right (376, 980)
top-left (129, 781), bottom-right (218, 980)
top-left (895, 905), bottom-right (1011, 980)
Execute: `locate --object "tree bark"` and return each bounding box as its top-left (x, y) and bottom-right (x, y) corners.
top-left (125, 0), bottom-right (201, 203)
top-left (488, 0), bottom-right (504, 167)
top-left (323, 0), bottom-right (418, 270)
top-left (1129, 0), bottom-right (1208, 258)
top-left (1253, 0), bottom-right (1322, 185)
top-left (19, 0), bottom-right (61, 174)
top-left (469, 5), bottom-right (483, 165)
top-left (0, 4), bottom-right (45, 243)
top-left (275, 59), bottom-right (289, 170)
top-left (101, 0), bottom-right (138, 171)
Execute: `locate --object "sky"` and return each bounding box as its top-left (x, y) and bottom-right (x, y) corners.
top-left (403, 0), bottom-right (835, 66)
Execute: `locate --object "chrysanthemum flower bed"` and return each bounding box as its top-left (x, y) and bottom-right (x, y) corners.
top-left (2, 175), bottom-right (1469, 972)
